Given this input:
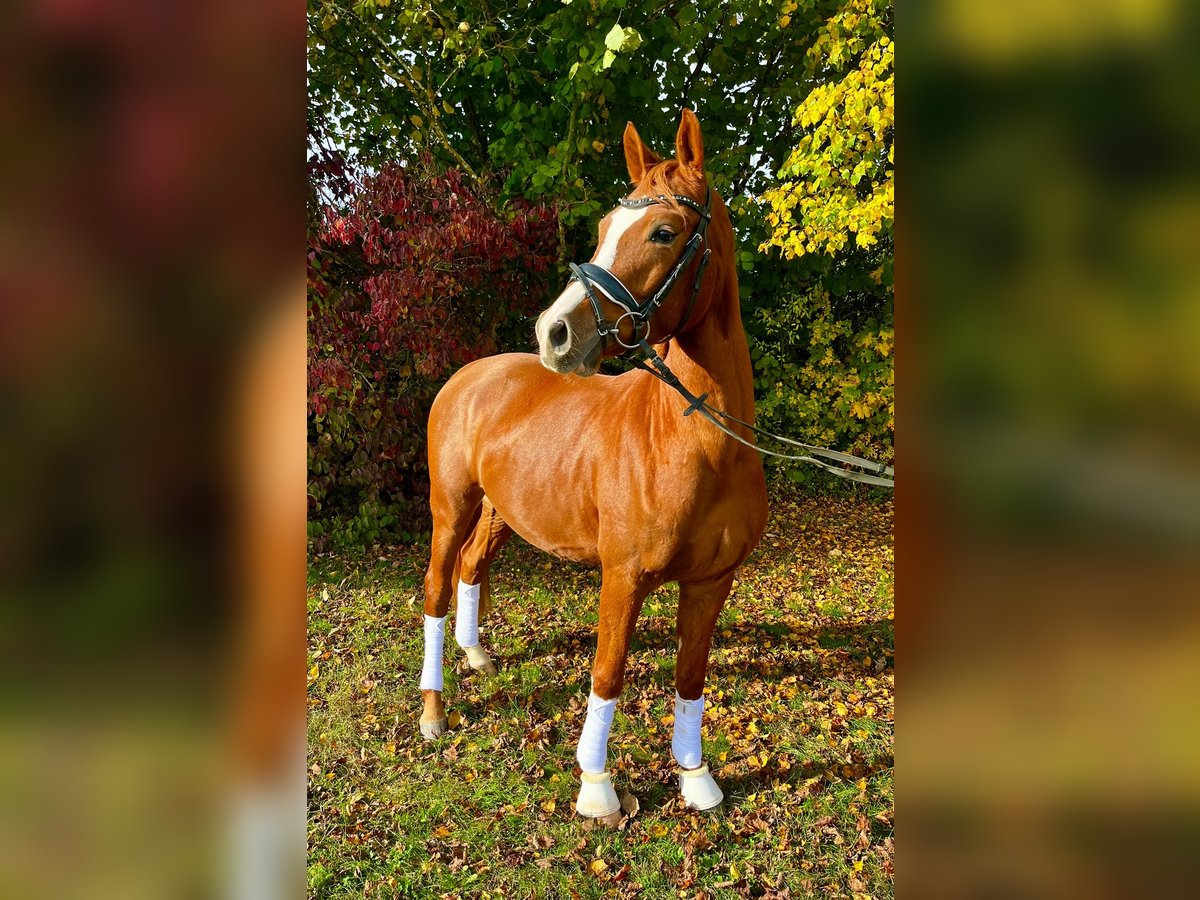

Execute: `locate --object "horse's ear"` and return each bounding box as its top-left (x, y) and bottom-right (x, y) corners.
top-left (623, 122), bottom-right (661, 184)
top-left (675, 108), bottom-right (705, 171)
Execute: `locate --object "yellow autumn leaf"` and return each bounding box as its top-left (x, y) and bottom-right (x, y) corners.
top-left (590, 858), bottom-right (607, 875)
top-left (447, 710), bottom-right (462, 728)
top-left (410, 114), bottom-right (424, 128)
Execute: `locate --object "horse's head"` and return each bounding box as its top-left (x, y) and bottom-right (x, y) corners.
top-left (537, 108), bottom-right (714, 376)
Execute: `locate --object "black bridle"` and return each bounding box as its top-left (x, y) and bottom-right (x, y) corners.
top-left (568, 188), bottom-right (712, 355)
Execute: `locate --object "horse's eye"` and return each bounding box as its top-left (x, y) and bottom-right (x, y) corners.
top-left (650, 228), bottom-right (676, 244)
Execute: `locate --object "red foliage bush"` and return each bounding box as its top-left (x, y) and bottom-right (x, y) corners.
top-left (308, 163), bottom-right (559, 545)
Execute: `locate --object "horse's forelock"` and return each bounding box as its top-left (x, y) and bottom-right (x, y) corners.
top-left (639, 161), bottom-right (707, 217)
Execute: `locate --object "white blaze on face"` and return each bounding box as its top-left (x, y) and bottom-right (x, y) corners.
top-left (592, 204), bottom-right (648, 269)
top-left (537, 204), bottom-right (649, 348)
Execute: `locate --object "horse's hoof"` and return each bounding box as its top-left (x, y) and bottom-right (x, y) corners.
top-left (678, 763), bottom-right (724, 811)
top-left (419, 717), bottom-right (449, 740)
top-left (462, 644), bottom-right (497, 676)
top-left (575, 770), bottom-right (621, 819)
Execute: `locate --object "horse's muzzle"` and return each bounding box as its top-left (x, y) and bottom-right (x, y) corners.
top-left (536, 287), bottom-right (603, 376)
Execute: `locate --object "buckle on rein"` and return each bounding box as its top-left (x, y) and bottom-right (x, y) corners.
top-left (633, 337), bottom-right (708, 415)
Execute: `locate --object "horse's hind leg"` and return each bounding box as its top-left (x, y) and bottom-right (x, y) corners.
top-left (454, 496), bottom-right (512, 676)
top-left (420, 477), bottom-right (482, 740)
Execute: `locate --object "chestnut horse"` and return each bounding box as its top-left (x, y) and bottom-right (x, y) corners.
top-left (418, 109), bottom-right (767, 819)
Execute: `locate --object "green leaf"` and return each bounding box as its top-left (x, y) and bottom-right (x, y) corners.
top-left (603, 24), bottom-right (642, 54)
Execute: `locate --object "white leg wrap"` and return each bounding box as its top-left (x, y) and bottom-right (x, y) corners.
top-left (419, 615), bottom-right (445, 691)
top-left (575, 691), bottom-right (617, 775)
top-left (672, 692), bottom-right (705, 770)
top-left (455, 580), bottom-right (480, 648)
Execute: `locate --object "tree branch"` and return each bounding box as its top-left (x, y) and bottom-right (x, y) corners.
top-left (461, 96), bottom-right (491, 168)
top-left (678, 0), bottom-right (729, 109)
top-left (342, 13), bottom-right (499, 211)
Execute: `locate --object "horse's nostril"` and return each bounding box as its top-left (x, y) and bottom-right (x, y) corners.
top-left (549, 319), bottom-right (569, 350)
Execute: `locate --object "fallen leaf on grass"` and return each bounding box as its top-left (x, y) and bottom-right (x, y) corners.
top-left (619, 792), bottom-right (639, 817)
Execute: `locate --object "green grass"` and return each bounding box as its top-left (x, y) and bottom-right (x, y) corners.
top-left (308, 492), bottom-right (893, 899)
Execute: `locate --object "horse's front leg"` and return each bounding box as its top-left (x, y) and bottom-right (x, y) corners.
top-left (672, 573), bottom-right (735, 810)
top-left (574, 569), bottom-right (648, 822)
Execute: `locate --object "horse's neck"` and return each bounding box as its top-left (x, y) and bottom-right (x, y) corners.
top-left (657, 263), bottom-right (756, 450)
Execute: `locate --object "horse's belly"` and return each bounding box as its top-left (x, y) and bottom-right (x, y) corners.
top-left (480, 470), bottom-right (601, 565)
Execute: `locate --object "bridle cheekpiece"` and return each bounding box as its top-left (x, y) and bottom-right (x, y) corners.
top-left (568, 188), bottom-right (712, 355)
